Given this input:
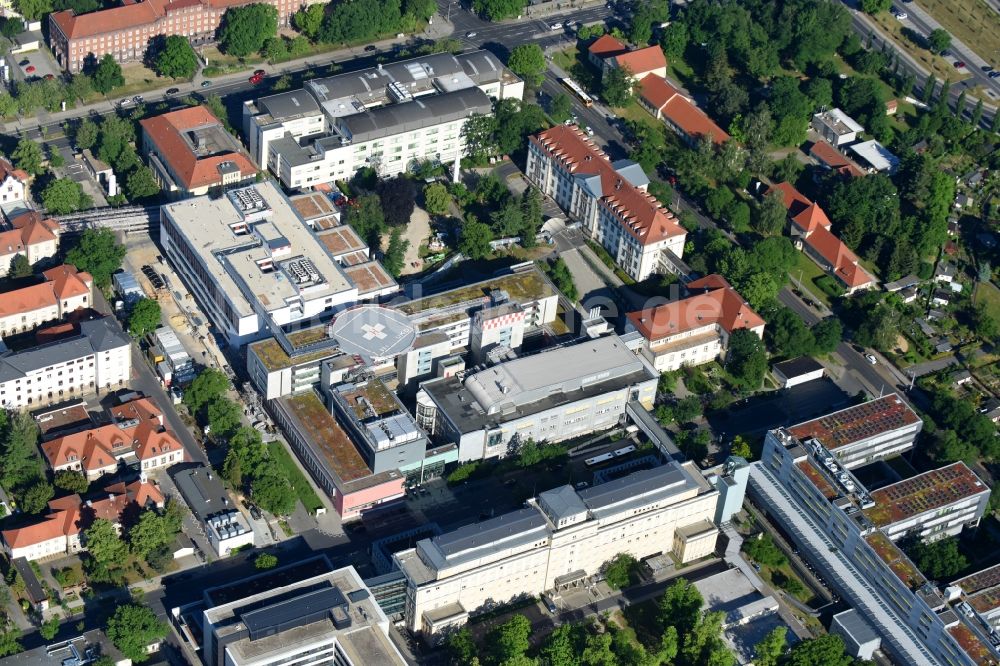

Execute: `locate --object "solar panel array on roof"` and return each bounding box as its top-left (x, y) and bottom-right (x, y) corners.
top-left (432, 508), bottom-right (546, 558)
top-left (788, 395), bottom-right (919, 449)
top-left (956, 564), bottom-right (1000, 594)
top-left (868, 462), bottom-right (985, 523)
top-left (241, 585), bottom-right (349, 640)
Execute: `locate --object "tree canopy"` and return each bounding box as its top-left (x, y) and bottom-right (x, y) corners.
top-left (423, 182), bottom-right (452, 216)
top-left (151, 35), bottom-right (199, 79)
top-left (507, 44), bottom-right (545, 86)
top-left (727, 329), bottom-right (767, 390)
top-left (219, 4), bottom-right (278, 57)
top-left (376, 175), bottom-right (416, 227)
top-left (12, 137), bottom-right (44, 176)
top-left (127, 298), bottom-right (162, 339)
top-left (183, 368), bottom-right (230, 419)
top-left (66, 228), bottom-right (126, 289)
top-left (472, 0), bottom-right (526, 21)
top-left (42, 178), bottom-right (93, 216)
top-left (106, 604), bottom-right (168, 663)
top-left (91, 55), bottom-right (124, 94)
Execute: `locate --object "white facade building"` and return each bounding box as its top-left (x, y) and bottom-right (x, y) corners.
top-left (0, 317), bottom-right (130, 409)
top-left (202, 565), bottom-right (405, 666)
top-left (243, 51), bottom-right (524, 189)
top-left (395, 462), bottom-right (718, 637)
top-left (811, 108), bottom-right (864, 147)
top-left (160, 182), bottom-right (397, 348)
top-left (0, 157), bottom-right (28, 205)
top-left (526, 125), bottom-right (685, 281)
top-left (416, 335), bottom-right (657, 462)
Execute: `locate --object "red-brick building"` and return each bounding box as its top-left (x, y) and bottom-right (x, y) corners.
top-left (50, 0), bottom-right (316, 73)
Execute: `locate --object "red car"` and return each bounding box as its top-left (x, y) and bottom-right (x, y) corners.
top-left (25, 65), bottom-right (35, 73)
top-left (249, 73), bottom-right (264, 85)
top-left (954, 61), bottom-right (966, 69)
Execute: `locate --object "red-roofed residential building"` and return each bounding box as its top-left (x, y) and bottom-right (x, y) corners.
top-left (140, 105), bottom-right (256, 198)
top-left (767, 182), bottom-right (876, 294)
top-left (587, 34), bottom-right (628, 69)
top-left (0, 156), bottom-right (29, 205)
top-left (0, 480), bottom-right (163, 561)
top-left (0, 212), bottom-right (61, 278)
top-left (625, 274), bottom-right (765, 371)
top-left (609, 45), bottom-right (667, 81)
top-left (42, 396), bottom-right (185, 479)
top-left (638, 75), bottom-right (730, 146)
top-left (808, 140), bottom-right (865, 178)
top-left (49, 0), bottom-right (319, 73)
top-left (0, 264), bottom-right (92, 338)
top-left (526, 125), bottom-right (686, 281)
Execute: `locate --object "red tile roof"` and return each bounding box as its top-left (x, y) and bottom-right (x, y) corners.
top-left (531, 125), bottom-right (683, 247)
top-left (0, 265), bottom-right (90, 319)
top-left (626, 273), bottom-right (765, 340)
top-left (614, 46), bottom-right (667, 76)
top-left (805, 225), bottom-right (875, 288)
top-left (0, 156), bottom-right (29, 184)
top-left (809, 141), bottom-right (865, 179)
top-left (588, 34), bottom-right (628, 59)
top-left (42, 264), bottom-right (92, 301)
top-left (638, 75), bottom-right (729, 145)
top-left (140, 106), bottom-right (256, 191)
top-left (1, 480), bottom-right (163, 549)
top-left (767, 181), bottom-right (812, 218)
top-left (791, 203), bottom-right (832, 235)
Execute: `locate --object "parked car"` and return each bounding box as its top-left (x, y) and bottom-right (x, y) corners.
top-left (466, 31), bottom-right (477, 38)
top-left (249, 73), bottom-right (264, 85)
top-left (254, 69), bottom-right (266, 76)
top-left (990, 71), bottom-right (1000, 78)
top-left (954, 61), bottom-right (966, 69)
top-left (585, 126), bottom-right (595, 136)
top-left (201, 80), bottom-right (212, 87)
top-left (364, 45), bottom-right (377, 52)
top-left (865, 353), bottom-right (878, 365)
top-left (165, 87), bottom-right (179, 95)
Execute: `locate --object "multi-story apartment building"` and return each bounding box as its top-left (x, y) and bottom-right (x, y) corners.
top-left (952, 564), bottom-right (1000, 630)
top-left (0, 317), bottom-right (130, 409)
top-left (787, 393), bottom-right (923, 469)
top-left (749, 428), bottom-right (997, 666)
top-left (161, 182), bottom-right (397, 347)
top-left (140, 105), bottom-right (257, 199)
top-left (172, 465), bottom-right (254, 557)
top-left (638, 74), bottom-right (731, 147)
top-left (0, 212), bottom-right (60, 278)
top-left (246, 265), bottom-right (559, 400)
top-left (415, 334), bottom-right (657, 461)
top-left (243, 51), bottom-right (524, 188)
top-left (625, 274), bottom-right (765, 372)
top-left (0, 480), bottom-right (163, 561)
top-left (0, 157), bottom-right (28, 205)
top-left (50, 0), bottom-right (317, 73)
top-left (395, 462), bottom-right (719, 638)
top-left (0, 265), bottom-right (92, 338)
top-left (41, 396), bottom-right (186, 479)
top-left (201, 564), bottom-right (405, 666)
top-left (526, 125), bottom-right (686, 281)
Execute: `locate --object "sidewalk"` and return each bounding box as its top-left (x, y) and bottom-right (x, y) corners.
top-left (2, 15), bottom-right (457, 135)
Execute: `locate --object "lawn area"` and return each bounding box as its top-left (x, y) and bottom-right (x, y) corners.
top-left (552, 46), bottom-right (580, 75)
top-left (759, 561), bottom-right (816, 605)
top-left (868, 11), bottom-right (973, 81)
top-left (974, 280), bottom-right (1000, 322)
top-left (790, 251), bottom-right (831, 306)
top-left (552, 45), bottom-right (600, 93)
top-left (269, 440), bottom-right (326, 514)
top-left (918, 0), bottom-right (1000, 69)
top-left (615, 100), bottom-right (667, 150)
top-left (84, 62), bottom-right (190, 103)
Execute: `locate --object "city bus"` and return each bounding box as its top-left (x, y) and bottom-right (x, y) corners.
top-left (561, 77), bottom-right (594, 108)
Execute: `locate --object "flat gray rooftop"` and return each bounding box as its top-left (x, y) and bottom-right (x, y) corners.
top-left (339, 87), bottom-right (493, 144)
top-left (432, 507), bottom-right (547, 559)
top-left (578, 463), bottom-right (697, 519)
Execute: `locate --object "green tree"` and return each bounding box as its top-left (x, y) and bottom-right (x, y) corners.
top-left (601, 65), bottom-right (635, 107)
top-left (507, 44), bottom-right (545, 86)
top-left (128, 510), bottom-right (174, 558)
top-left (66, 228), bottom-right (126, 289)
top-left (12, 0), bottom-right (50, 21)
top-left (382, 227), bottom-right (409, 278)
top-left (8, 254), bottom-right (31, 279)
top-left (376, 175), bottom-right (417, 227)
top-left (183, 368), bottom-right (229, 417)
top-left (903, 535), bottom-right (968, 580)
top-left (40, 617), bottom-right (60, 641)
top-left (11, 137), bottom-right (44, 176)
top-left (255, 552), bottom-right (279, 569)
top-left (126, 166), bottom-right (161, 201)
top-left (550, 93), bottom-right (573, 124)
top-left (928, 28), bottom-right (951, 54)
top-left (539, 624), bottom-right (577, 666)
top-left (252, 468), bottom-right (296, 516)
top-left (855, 303), bottom-right (899, 352)
top-left (603, 553), bottom-right (637, 589)
top-left (127, 298), bottom-right (161, 338)
top-left (785, 635), bottom-right (852, 666)
top-left (658, 578), bottom-right (703, 636)
top-left (423, 182), bottom-right (452, 216)
top-left (859, 0), bottom-right (891, 11)
top-left (472, 0), bottom-right (526, 21)
top-left (811, 317), bottom-right (842, 353)
top-left (219, 4), bottom-right (278, 57)
top-left (459, 220), bottom-right (494, 260)
top-left (20, 481), bottom-right (54, 514)
top-left (84, 518), bottom-right (128, 566)
top-left (446, 627), bottom-right (478, 665)
top-left (488, 614), bottom-right (531, 663)
top-left (0, 411), bottom-right (42, 493)
top-left (0, 630), bottom-right (22, 658)
top-left (207, 397), bottom-right (242, 441)
top-left (731, 435), bottom-right (752, 460)
top-left (744, 534), bottom-right (787, 567)
top-left (544, 256), bottom-right (578, 301)
top-left (753, 188), bottom-right (789, 236)
top-left (727, 329), bottom-right (767, 390)
top-left (346, 194), bottom-right (387, 247)
top-left (54, 470), bottom-right (89, 494)
top-left (41, 178), bottom-right (91, 215)
top-left (152, 36), bottom-right (199, 79)
top-left (92, 55), bottom-right (124, 94)
top-left (222, 427), bottom-right (267, 488)
top-left (106, 604), bottom-right (168, 664)
top-left (292, 3), bottom-right (324, 38)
